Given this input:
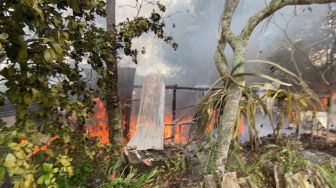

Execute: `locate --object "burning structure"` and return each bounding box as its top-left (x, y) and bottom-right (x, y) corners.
top-left (85, 74), bottom-right (336, 147)
top-left (85, 68), bottom-right (219, 146)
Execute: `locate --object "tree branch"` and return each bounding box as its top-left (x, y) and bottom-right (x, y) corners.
top-left (214, 0), bottom-right (240, 77)
top-left (240, 0), bottom-right (336, 42)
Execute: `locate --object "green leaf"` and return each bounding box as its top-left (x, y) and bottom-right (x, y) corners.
top-left (42, 37), bottom-right (52, 43)
top-left (51, 42), bottom-right (63, 59)
top-left (42, 47), bottom-right (57, 63)
top-left (13, 150), bottom-right (26, 160)
top-left (44, 49), bottom-right (53, 63)
top-left (17, 47), bottom-right (28, 62)
top-left (31, 88), bottom-right (40, 99)
top-left (0, 136), bottom-right (5, 145)
top-left (43, 163), bottom-right (53, 172)
top-left (49, 48), bottom-right (57, 60)
top-left (37, 175), bottom-right (44, 184)
top-left (25, 120), bottom-right (35, 132)
top-left (23, 92), bottom-right (33, 105)
top-left (12, 167), bottom-right (25, 174)
top-left (234, 72), bottom-right (292, 86)
top-left (62, 134), bottom-right (71, 144)
top-left (0, 166), bottom-right (5, 183)
top-left (44, 174), bottom-right (51, 185)
top-left (3, 153), bottom-right (16, 168)
top-left (52, 168), bottom-right (59, 173)
top-left (0, 33), bottom-right (9, 40)
top-left (68, 0), bottom-right (80, 14)
top-left (246, 60), bottom-right (300, 80)
top-left (33, 6), bottom-right (44, 21)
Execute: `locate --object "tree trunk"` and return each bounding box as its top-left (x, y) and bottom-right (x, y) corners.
top-left (216, 84), bottom-right (243, 174)
top-left (106, 0), bottom-right (123, 145)
top-left (215, 43), bottom-right (245, 175)
top-left (106, 0), bottom-right (116, 33)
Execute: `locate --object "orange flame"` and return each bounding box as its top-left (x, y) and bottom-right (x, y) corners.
top-left (86, 97), bottom-right (109, 145)
top-left (127, 114), bottom-right (193, 145)
top-left (239, 115), bottom-right (244, 136)
top-left (86, 98), bottom-right (247, 145)
top-left (20, 135), bottom-right (60, 157)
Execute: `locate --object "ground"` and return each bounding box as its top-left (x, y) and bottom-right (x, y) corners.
top-left (143, 132), bottom-right (336, 188)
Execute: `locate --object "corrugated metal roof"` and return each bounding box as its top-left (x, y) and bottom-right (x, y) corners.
top-left (0, 101), bottom-right (40, 118)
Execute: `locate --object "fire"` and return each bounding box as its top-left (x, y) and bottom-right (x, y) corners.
top-left (86, 97), bottom-right (109, 145)
top-left (19, 135), bottom-right (60, 157)
top-left (239, 115), bottom-right (244, 136)
top-left (86, 99), bottom-right (246, 146)
top-left (206, 108), bottom-right (244, 136)
top-left (127, 114), bottom-right (193, 145)
top-left (173, 116), bottom-right (193, 144)
top-left (86, 101), bottom-right (192, 146)
top-left (206, 108), bottom-right (216, 133)
top-left (163, 115), bottom-right (173, 143)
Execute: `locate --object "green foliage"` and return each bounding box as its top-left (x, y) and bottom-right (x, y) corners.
top-left (314, 161), bottom-right (336, 188)
top-left (37, 163), bottom-right (59, 187)
top-left (227, 144), bottom-right (336, 187)
top-left (196, 64), bottom-right (321, 175)
top-left (204, 137), bottom-right (219, 174)
top-left (227, 145), bottom-right (308, 186)
top-left (164, 154), bottom-right (187, 174)
top-left (105, 166), bottom-right (158, 188)
top-left (0, 125), bottom-right (75, 188)
top-left (196, 58), bottom-right (321, 150)
top-left (0, 0), bottom-right (176, 187)
top-left (105, 168), bottom-right (158, 188)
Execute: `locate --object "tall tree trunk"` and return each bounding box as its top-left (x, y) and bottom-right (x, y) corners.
top-left (214, 0), bottom-right (242, 176)
top-left (106, 0), bottom-right (123, 146)
top-left (215, 44), bottom-right (245, 175)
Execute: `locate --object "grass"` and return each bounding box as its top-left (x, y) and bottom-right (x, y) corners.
top-left (226, 143), bottom-right (325, 187)
top-left (314, 161), bottom-right (336, 188)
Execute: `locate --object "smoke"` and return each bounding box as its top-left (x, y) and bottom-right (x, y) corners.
top-left (102, 1), bottom-right (335, 87)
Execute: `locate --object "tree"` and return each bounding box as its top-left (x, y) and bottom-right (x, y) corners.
top-left (105, 0), bottom-right (122, 145)
top-left (213, 0), bottom-right (336, 176)
top-left (0, 0), bottom-right (176, 186)
top-left (267, 7), bottom-right (336, 91)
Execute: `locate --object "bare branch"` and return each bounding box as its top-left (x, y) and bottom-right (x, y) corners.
top-left (214, 0), bottom-right (240, 77)
top-left (240, 0), bottom-right (336, 42)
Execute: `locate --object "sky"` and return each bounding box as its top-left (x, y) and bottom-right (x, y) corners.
top-left (98, 0), bottom-right (335, 86)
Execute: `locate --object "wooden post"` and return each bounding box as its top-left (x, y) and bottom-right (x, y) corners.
top-left (172, 85), bottom-right (177, 123)
top-left (118, 67), bottom-right (136, 141)
top-left (172, 85), bottom-right (177, 143)
top-left (327, 95), bottom-right (332, 139)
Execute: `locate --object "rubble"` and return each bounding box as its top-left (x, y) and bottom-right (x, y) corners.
top-left (284, 169), bottom-right (329, 188)
top-left (220, 172), bottom-right (240, 188)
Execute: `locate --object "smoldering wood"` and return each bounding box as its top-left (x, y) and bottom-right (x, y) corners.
top-left (127, 73), bottom-right (165, 150)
